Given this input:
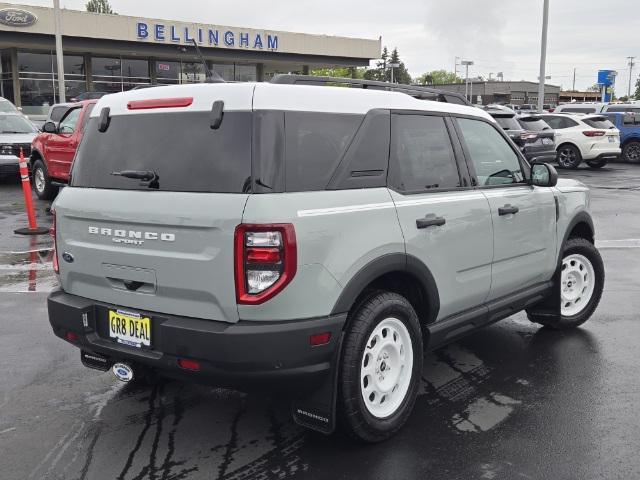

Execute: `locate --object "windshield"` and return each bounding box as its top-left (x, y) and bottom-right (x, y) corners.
top-left (0, 115), bottom-right (37, 133)
top-left (518, 117), bottom-right (552, 131)
top-left (494, 115), bottom-right (522, 130)
top-left (71, 111), bottom-right (252, 193)
top-left (583, 117), bottom-right (616, 129)
top-left (0, 101), bottom-right (18, 114)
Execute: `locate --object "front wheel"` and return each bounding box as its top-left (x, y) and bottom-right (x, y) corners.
top-left (338, 291), bottom-right (423, 443)
top-left (531, 238), bottom-right (604, 330)
top-left (586, 159), bottom-right (607, 169)
top-left (557, 144), bottom-right (582, 169)
top-left (32, 159), bottom-right (58, 200)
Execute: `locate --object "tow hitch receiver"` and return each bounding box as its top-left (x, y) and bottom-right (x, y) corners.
top-left (80, 350), bottom-right (112, 372)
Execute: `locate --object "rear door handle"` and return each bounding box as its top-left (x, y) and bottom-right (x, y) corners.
top-left (498, 204), bottom-right (519, 216)
top-left (416, 215), bottom-right (446, 229)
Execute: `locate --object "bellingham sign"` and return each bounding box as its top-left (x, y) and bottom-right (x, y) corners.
top-left (0, 8), bottom-right (38, 27)
top-left (136, 21), bottom-right (279, 51)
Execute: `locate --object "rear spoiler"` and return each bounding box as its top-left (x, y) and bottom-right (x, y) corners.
top-left (270, 74), bottom-right (472, 106)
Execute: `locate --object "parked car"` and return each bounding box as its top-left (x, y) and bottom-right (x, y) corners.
top-left (486, 108), bottom-right (556, 163)
top-left (69, 91), bottom-right (107, 102)
top-left (47, 79), bottom-right (604, 442)
top-left (0, 112), bottom-right (39, 177)
top-left (504, 103), bottom-right (521, 113)
top-left (30, 100), bottom-right (97, 199)
top-left (602, 112), bottom-right (640, 162)
top-left (601, 103), bottom-right (640, 115)
top-left (0, 96), bottom-right (20, 114)
top-left (554, 103), bottom-right (603, 114)
top-left (519, 103), bottom-right (538, 114)
top-left (539, 113), bottom-right (620, 168)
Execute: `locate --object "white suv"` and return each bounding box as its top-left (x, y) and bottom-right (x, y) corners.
top-left (539, 113), bottom-right (620, 169)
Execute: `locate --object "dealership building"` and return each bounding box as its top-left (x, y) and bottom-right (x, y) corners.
top-left (433, 80), bottom-right (562, 106)
top-left (0, 3), bottom-right (380, 115)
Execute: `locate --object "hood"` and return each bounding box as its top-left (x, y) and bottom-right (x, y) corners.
top-left (0, 132), bottom-right (37, 144)
top-left (555, 178), bottom-right (588, 193)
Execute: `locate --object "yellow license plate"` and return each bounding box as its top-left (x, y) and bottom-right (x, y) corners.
top-left (108, 309), bottom-right (151, 348)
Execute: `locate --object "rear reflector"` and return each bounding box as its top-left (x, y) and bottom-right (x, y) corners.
top-left (246, 247), bottom-right (281, 263)
top-left (127, 97), bottom-right (193, 110)
top-left (66, 331), bottom-right (79, 342)
top-left (310, 332), bottom-right (332, 346)
top-left (177, 358), bottom-right (201, 371)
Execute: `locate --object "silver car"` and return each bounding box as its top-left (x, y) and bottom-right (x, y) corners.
top-left (0, 112), bottom-right (38, 177)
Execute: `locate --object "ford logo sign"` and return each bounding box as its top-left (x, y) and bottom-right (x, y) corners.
top-left (0, 8), bottom-right (38, 27)
top-left (112, 362), bottom-right (134, 382)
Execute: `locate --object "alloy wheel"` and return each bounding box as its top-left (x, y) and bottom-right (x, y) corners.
top-left (561, 253), bottom-right (596, 316)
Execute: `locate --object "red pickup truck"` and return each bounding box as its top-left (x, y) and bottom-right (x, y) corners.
top-left (30, 100), bottom-right (97, 200)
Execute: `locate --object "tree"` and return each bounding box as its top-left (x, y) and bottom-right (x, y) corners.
top-left (86, 0), bottom-right (116, 14)
top-left (586, 83), bottom-right (601, 92)
top-left (363, 47), bottom-right (411, 84)
top-left (415, 69), bottom-right (463, 85)
top-left (634, 77), bottom-right (640, 100)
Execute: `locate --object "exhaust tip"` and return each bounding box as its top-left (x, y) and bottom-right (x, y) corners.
top-left (112, 362), bottom-right (134, 382)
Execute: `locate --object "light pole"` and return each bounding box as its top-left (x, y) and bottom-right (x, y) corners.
top-left (627, 56), bottom-right (636, 98)
top-left (388, 62), bottom-right (400, 84)
top-left (53, 0), bottom-right (65, 102)
top-left (461, 60), bottom-right (473, 100)
top-left (537, 0), bottom-right (549, 112)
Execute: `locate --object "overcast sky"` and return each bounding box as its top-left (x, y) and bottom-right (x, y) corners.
top-left (13, 0), bottom-right (639, 94)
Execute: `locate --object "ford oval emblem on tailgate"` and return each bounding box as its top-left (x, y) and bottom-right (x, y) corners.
top-left (62, 252), bottom-right (74, 263)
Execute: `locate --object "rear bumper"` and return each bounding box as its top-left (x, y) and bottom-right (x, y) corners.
top-left (47, 288), bottom-right (346, 391)
top-left (581, 144), bottom-right (621, 160)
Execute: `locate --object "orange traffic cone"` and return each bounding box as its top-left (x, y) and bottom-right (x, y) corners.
top-left (14, 147), bottom-right (50, 235)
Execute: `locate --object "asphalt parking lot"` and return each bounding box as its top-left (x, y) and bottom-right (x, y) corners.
top-left (1, 163), bottom-right (639, 480)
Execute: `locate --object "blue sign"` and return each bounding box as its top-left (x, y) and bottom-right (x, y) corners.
top-left (597, 69), bottom-right (616, 87)
top-left (136, 22), bottom-right (279, 51)
top-left (0, 8), bottom-right (37, 27)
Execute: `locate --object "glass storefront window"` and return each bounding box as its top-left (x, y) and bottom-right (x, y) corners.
top-left (211, 63), bottom-right (234, 82)
top-left (155, 60), bottom-right (180, 85)
top-left (181, 62), bottom-right (205, 84)
top-left (0, 50), bottom-right (14, 103)
top-left (122, 58), bottom-right (150, 89)
top-left (234, 64), bottom-right (256, 82)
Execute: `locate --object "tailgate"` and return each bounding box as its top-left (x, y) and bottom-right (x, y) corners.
top-left (55, 188), bottom-right (247, 322)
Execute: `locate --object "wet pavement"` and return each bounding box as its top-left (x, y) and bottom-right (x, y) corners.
top-left (1, 164), bottom-right (640, 479)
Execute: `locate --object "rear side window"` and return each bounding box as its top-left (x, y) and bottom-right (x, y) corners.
top-left (623, 114), bottom-right (640, 126)
top-left (71, 111), bottom-right (252, 193)
top-left (494, 115), bottom-right (521, 131)
top-left (388, 114), bottom-right (460, 192)
top-left (518, 117), bottom-right (551, 131)
top-left (606, 106), bottom-right (640, 114)
top-left (49, 106), bottom-right (70, 122)
top-left (457, 118), bottom-right (525, 186)
top-left (583, 117), bottom-right (615, 129)
top-left (284, 112), bottom-right (362, 191)
top-left (562, 107), bottom-right (596, 113)
top-left (542, 116), bottom-right (578, 129)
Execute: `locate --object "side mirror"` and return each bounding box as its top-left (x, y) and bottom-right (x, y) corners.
top-left (42, 121), bottom-right (57, 134)
top-left (531, 163), bottom-right (558, 187)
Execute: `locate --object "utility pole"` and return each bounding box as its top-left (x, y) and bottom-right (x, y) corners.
top-left (537, 0), bottom-right (549, 112)
top-left (462, 60), bottom-right (473, 100)
top-left (53, 0), bottom-right (65, 103)
top-left (627, 56), bottom-right (636, 98)
top-left (572, 67), bottom-right (576, 91)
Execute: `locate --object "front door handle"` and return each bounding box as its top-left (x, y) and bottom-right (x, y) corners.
top-left (416, 215), bottom-right (446, 229)
top-left (498, 204), bottom-right (519, 216)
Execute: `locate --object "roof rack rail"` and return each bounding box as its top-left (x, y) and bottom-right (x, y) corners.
top-left (270, 74), bottom-right (472, 106)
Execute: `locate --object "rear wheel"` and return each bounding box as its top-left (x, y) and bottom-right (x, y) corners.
top-left (586, 159), bottom-right (607, 169)
top-left (338, 291), bottom-right (422, 443)
top-left (622, 141), bottom-right (640, 163)
top-left (530, 238), bottom-right (604, 330)
top-left (32, 159), bottom-right (58, 200)
top-left (557, 144), bottom-right (582, 169)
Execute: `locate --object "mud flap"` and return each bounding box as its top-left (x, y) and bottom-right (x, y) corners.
top-left (526, 266), bottom-right (561, 321)
top-left (291, 333), bottom-right (344, 435)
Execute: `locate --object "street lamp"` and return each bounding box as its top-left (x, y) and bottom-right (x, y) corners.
top-left (53, 0), bottom-right (65, 102)
top-left (461, 60), bottom-right (473, 100)
top-left (388, 62), bottom-right (400, 84)
top-left (537, 0), bottom-right (549, 112)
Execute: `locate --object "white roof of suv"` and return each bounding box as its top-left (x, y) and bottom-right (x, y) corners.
top-left (92, 82), bottom-right (493, 120)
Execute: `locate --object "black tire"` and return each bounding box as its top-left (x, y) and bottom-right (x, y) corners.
top-left (622, 141), bottom-right (640, 163)
top-left (556, 144), bottom-right (582, 169)
top-left (530, 238), bottom-right (604, 330)
top-left (32, 159), bottom-right (58, 200)
top-left (338, 291), bottom-right (423, 443)
top-left (586, 159), bottom-right (607, 169)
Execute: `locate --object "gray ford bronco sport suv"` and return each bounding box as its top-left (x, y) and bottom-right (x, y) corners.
top-left (47, 77), bottom-right (604, 443)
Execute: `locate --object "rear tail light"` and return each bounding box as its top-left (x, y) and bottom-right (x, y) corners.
top-left (177, 358), bottom-right (200, 371)
top-left (582, 130), bottom-right (605, 137)
top-left (234, 224), bottom-right (297, 304)
top-left (51, 208), bottom-right (59, 274)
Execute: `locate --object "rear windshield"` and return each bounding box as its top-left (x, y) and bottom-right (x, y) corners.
top-left (494, 115), bottom-right (521, 131)
top-left (583, 117), bottom-right (616, 129)
top-left (518, 117), bottom-right (551, 131)
top-left (71, 111), bottom-right (251, 193)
